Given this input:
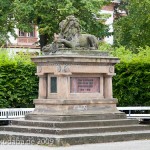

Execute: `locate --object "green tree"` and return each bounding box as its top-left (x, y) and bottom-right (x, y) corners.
top-left (12, 0), bottom-right (111, 48)
top-left (0, 0), bottom-right (16, 46)
top-left (114, 0), bottom-right (150, 52)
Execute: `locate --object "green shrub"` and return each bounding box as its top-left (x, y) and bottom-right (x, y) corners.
top-left (113, 46), bottom-right (150, 106)
top-left (0, 49), bottom-right (38, 108)
top-left (113, 62), bottom-right (150, 106)
top-left (112, 46), bottom-right (150, 63)
top-left (98, 42), bottom-right (114, 51)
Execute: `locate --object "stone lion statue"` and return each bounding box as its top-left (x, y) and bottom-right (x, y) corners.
top-left (42, 15), bottom-right (98, 54)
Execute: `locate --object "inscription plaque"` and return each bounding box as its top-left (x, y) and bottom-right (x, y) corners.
top-left (70, 77), bottom-right (100, 93)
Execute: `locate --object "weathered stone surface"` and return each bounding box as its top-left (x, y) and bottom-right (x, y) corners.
top-left (42, 15), bottom-right (99, 54)
top-left (11, 119), bottom-right (139, 128)
top-left (25, 113), bottom-right (126, 122)
top-left (0, 119), bottom-right (150, 146)
top-left (1, 123), bottom-right (150, 135)
top-left (26, 53), bottom-right (120, 121)
top-left (42, 49), bottom-right (109, 56)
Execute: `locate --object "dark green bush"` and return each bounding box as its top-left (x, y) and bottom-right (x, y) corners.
top-left (0, 49), bottom-right (38, 108)
top-left (113, 62), bottom-right (150, 106)
top-left (113, 46), bottom-right (150, 106)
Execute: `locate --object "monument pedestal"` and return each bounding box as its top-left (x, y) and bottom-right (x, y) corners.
top-left (26, 50), bottom-right (125, 121)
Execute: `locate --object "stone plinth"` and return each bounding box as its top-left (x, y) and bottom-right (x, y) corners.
top-left (26, 50), bottom-right (124, 121)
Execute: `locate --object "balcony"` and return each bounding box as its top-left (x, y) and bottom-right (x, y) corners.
top-left (17, 37), bottom-right (38, 46)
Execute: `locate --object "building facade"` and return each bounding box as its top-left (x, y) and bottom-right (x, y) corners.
top-left (7, 25), bottom-right (39, 49)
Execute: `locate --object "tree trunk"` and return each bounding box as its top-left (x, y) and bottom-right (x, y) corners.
top-left (39, 34), bottom-right (49, 50)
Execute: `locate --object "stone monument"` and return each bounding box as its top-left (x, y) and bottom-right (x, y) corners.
top-left (1, 16), bottom-right (150, 146)
top-left (26, 15), bottom-right (125, 121)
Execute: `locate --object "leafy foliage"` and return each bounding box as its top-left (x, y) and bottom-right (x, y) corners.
top-left (98, 41), bottom-right (114, 51)
top-left (0, 0), bottom-right (111, 48)
top-left (114, 0), bottom-right (150, 52)
top-left (113, 46), bottom-right (150, 106)
top-left (0, 49), bottom-right (38, 108)
top-left (114, 62), bottom-right (150, 106)
top-left (112, 46), bottom-right (150, 63)
top-left (0, 0), bottom-right (16, 46)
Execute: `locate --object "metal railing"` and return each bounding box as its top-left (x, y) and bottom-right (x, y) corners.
top-left (0, 107), bottom-right (150, 120)
top-left (118, 107), bottom-right (150, 120)
top-left (0, 108), bottom-right (34, 120)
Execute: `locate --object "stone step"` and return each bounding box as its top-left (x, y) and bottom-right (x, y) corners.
top-left (11, 119), bottom-right (139, 128)
top-left (0, 124), bottom-right (150, 135)
top-left (25, 113), bottom-right (126, 121)
top-left (59, 130), bottom-right (150, 145)
top-left (0, 130), bottom-right (150, 146)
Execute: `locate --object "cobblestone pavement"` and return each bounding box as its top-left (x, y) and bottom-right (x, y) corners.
top-left (0, 140), bottom-right (150, 150)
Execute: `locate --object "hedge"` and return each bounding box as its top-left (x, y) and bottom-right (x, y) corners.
top-left (113, 62), bottom-right (150, 106)
top-left (112, 46), bottom-right (150, 106)
top-left (0, 50), bottom-right (38, 108)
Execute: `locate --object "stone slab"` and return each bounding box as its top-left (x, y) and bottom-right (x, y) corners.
top-left (1, 124), bottom-right (150, 135)
top-left (25, 113), bottom-right (126, 121)
top-left (0, 130), bottom-right (150, 146)
top-left (11, 119), bottom-right (139, 128)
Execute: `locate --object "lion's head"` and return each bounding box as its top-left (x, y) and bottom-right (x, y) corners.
top-left (59, 15), bottom-right (80, 41)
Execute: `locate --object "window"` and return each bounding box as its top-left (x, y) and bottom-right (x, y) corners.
top-left (18, 27), bottom-right (36, 37)
top-left (27, 30), bottom-right (35, 37)
top-left (19, 30), bottom-right (25, 37)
